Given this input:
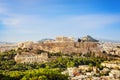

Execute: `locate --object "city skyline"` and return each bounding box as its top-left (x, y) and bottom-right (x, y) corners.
top-left (0, 0), bottom-right (120, 42)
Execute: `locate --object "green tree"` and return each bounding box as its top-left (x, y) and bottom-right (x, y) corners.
top-left (67, 61), bottom-right (75, 67)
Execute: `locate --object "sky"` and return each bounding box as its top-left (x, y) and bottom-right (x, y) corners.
top-left (0, 0), bottom-right (120, 42)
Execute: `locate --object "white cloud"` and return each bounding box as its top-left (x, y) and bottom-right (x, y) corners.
top-left (1, 13), bottom-right (120, 42)
top-left (0, 2), bottom-right (8, 15)
top-left (0, 0), bottom-right (120, 30)
top-left (2, 14), bottom-right (120, 30)
top-left (63, 14), bottom-right (120, 28)
top-left (1, 0), bottom-right (120, 42)
top-left (2, 17), bottom-right (21, 27)
top-left (0, 7), bottom-right (6, 14)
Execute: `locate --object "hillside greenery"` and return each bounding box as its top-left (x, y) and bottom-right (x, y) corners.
top-left (0, 50), bottom-right (109, 80)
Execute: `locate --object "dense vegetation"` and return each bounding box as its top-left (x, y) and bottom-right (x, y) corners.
top-left (0, 50), bottom-right (108, 80)
top-left (0, 68), bottom-right (68, 80)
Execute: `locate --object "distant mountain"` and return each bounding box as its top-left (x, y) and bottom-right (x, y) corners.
top-left (98, 39), bottom-right (120, 43)
top-left (0, 42), bottom-right (14, 45)
top-left (81, 35), bottom-right (98, 42)
top-left (38, 38), bottom-right (55, 43)
top-left (0, 42), bottom-right (8, 44)
top-left (80, 35), bottom-right (120, 43)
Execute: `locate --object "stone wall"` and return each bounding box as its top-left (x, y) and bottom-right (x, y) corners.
top-left (14, 52), bottom-right (48, 63)
top-left (38, 42), bottom-right (99, 54)
top-left (16, 39), bottom-right (99, 55)
top-left (55, 36), bottom-right (74, 42)
top-left (17, 41), bottom-right (34, 49)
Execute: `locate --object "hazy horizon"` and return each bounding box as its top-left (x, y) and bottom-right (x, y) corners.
top-left (0, 0), bottom-right (120, 42)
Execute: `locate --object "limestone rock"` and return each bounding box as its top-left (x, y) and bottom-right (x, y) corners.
top-left (81, 35), bottom-right (98, 42)
top-left (17, 41), bottom-right (34, 49)
top-left (14, 52), bottom-right (48, 63)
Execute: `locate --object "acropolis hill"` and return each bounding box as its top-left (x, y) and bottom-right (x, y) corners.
top-left (17, 35), bottom-right (99, 54)
top-left (14, 35), bottom-right (100, 63)
top-left (1, 35), bottom-right (120, 63)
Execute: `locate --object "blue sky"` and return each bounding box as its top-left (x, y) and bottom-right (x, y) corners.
top-left (0, 0), bottom-right (120, 42)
